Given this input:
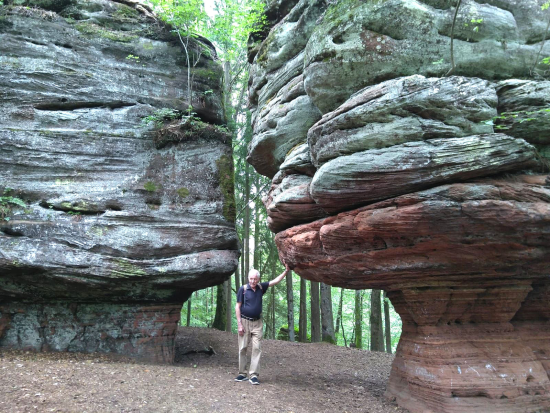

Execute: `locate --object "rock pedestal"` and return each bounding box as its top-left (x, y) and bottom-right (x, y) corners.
top-left (0, 302), bottom-right (183, 363)
top-left (0, 0), bottom-right (238, 361)
top-left (246, 0), bottom-right (550, 411)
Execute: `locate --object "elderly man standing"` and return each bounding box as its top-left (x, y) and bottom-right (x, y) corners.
top-left (234, 264), bottom-right (290, 385)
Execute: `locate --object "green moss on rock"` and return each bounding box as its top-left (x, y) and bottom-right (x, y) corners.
top-left (216, 154), bottom-right (236, 223)
top-left (144, 181), bottom-right (157, 192)
top-left (111, 259), bottom-right (147, 278)
top-left (177, 187), bottom-right (190, 198)
top-left (75, 22), bottom-right (137, 43)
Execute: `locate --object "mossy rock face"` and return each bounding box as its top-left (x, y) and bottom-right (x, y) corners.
top-left (10, 0), bottom-right (75, 12)
top-left (74, 21), bottom-right (138, 43)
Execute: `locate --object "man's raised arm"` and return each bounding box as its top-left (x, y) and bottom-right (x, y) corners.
top-left (269, 263), bottom-right (290, 287)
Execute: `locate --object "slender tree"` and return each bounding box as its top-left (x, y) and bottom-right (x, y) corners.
top-left (370, 289), bottom-right (384, 352)
top-left (354, 290), bottom-right (363, 349)
top-left (310, 281), bottom-right (321, 342)
top-left (287, 271), bottom-right (295, 342)
top-left (320, 283), bottom-right (335, 343)
top-left (225, 279), bottom-right (232, 332)
top-left (383, 291), bottom-right (392, 354)
top-left (186, 298), bottom-right (191, 326)
top-left (212, 283), bottom-right (227, 331)
top-left (299, 277), bottom-right (308, 342)
top-left (335, 288), bottom-right (344, 334)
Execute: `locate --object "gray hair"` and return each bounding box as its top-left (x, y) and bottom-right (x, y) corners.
top-left (248, 269), bottom-right (260, 279)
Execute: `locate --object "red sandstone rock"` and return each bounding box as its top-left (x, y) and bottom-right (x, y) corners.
top-left (276, 177), bottom-right (550, 412)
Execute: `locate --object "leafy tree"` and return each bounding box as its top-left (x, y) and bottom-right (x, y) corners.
top-left (148, 0), bottom-right (208, 114)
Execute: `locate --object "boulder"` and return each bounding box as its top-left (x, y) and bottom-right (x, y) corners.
top-left (310, 134), bottom-right (538, 214)
top-left (0, 0), bottom-right (238, 362)
top-left (308, 75), bottom-right (497, 166)
top-left (248, 0), bottom-right (326, 108)
top-left (247, 0), bottom-right (550, 409)
top-left (276, 176), bottom-right (550, 412)
top-left (248, 75), bottom-right (321, 178)
top-left (264, 172), bottom-right (326, 233)
top-left (495, 80), bottom-right (550, 153)
top-left (303, 0), bottom-right (550, 114)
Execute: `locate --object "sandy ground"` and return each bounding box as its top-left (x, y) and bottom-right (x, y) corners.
top-left (0, 326), bottom-right (408, 413)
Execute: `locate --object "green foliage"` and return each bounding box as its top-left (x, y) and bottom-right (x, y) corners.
top-left (152, 115), bottom-right (231, 149)
top-left (207, 0), bottom-right (266, 62)
top-left (482, 107), bottom-right (550, 130)
top-left (543, 2), bottom-right (550, 11)
top-left (0, 188), bottom-right (25, 221)
top-left (126, 54), bottom-right (141, 63)
top-left (142, 108), bottom-right (181, 128)
top-left (464, 17), bottom-right (483, 33)
top-left (148, 0), bottom-right (207, 37)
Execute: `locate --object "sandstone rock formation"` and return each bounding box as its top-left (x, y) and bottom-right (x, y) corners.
top-left (249, 0), bottom-right (550, 411)
top-left (0, 0), bottom-right (238, 362)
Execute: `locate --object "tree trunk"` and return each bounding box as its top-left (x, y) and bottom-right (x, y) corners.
top-left (310, 281), bottom-right (321, 343)
top-left (223, 60), bottom-right (231, 122)
top-left (383, 291), bottom-right (392, 354)
top-left (212, 283), bottom-right (226, 331)
top-left (225, 280), bottom-right (232, 332)
top-left (335, 288), bottom-right (343, 334)
top-left (271, 283), bottom-right (276, 339)
top-left (286, 271), bottom-right (295, 342)
top-left (370, 289), bottom-right (384, 352)
top-left (235, 266), bottom-right (240, 293)
top-left (320, 283), bottom-right (335, 344)
top-left (299, 277), bottom-right (308, 342)
top-left (354, 290), bottom-right (362, 349)
top-left (243, 161), bottom-right (250, 280)
top-left (253, 176), bottom-right (261, 270)
top-left (264, 284), bottom-right (273, 339)
top-left (186, 298), bottom-right (191, 327)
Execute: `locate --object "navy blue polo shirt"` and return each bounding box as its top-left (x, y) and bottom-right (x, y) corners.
top-left (236, 282), bottom-right (270, 318)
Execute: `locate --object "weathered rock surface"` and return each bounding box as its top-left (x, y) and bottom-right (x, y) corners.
top-left (248, 0), bottom-right (550, 411)
top-left (308, 75), bottom-right (497, 166)
top-left (276, 176), bottom-right (550, 288)
top-left (264, 172), bottom-right (326, 233)
top-left (310, 134), bottom-right (538, 214)
top-left (495, 79), bottom-right (550, 151)
top-left (276, 176), bottom-right (550, 412)
top-left (0, 0), bottom-right (238, 362)
top-left (248, 0), bottom-right (326, 108)
top-left (304, 0), bottom-right (550, 114)
top-left (248, 75), bottom-right (322, 177)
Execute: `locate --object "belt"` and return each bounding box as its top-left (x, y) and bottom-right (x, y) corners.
top-left (241, 315), bottom-right (261, 321)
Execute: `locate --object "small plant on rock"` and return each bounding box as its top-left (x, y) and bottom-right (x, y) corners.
top-left (0, 188), bottom-right (26, 221)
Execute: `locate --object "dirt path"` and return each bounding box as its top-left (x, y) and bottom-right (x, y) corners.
top-left (0, 327), bottom-right (407, 413)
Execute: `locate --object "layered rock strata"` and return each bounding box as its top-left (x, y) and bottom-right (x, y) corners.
top-left (249, 0), bottom-right (550, 411)
top-left (0, 0), bottom-right (238, 362)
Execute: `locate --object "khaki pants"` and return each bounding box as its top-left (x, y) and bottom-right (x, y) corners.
top-left (238, 318), bottom-right (263, 378)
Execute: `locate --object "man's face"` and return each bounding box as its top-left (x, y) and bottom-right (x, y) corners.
top-left (249, 274), bottom-right (259, 287)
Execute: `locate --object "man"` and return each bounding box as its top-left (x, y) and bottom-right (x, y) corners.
top-left (234, 264), bottom-right (290, 385)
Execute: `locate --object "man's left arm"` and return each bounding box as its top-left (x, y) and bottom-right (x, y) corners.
top-left (268, 263), bottom-right (290, 287)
